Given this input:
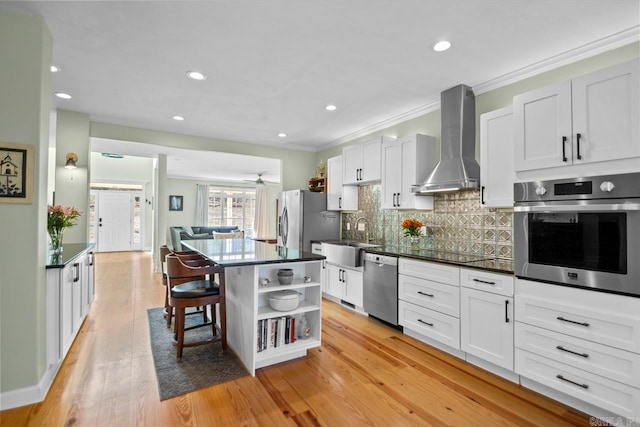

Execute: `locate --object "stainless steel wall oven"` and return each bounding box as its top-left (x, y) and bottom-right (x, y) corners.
top-left (514, 172), bottom-right (640, 297)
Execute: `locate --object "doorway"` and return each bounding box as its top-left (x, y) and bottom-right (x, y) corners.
top-left (90, 188), bottom-right (144, 252)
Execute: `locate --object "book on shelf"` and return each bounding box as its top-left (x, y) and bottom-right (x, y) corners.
top-left (257, 315), bottom-right (298, 352)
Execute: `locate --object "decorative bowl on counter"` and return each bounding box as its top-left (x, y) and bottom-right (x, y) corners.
top-left (268, 290), bottom-right (300, 311)
top-left (277, 268), bottom-right (294, 284)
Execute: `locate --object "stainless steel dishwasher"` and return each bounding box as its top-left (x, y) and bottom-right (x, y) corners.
top-left (363, 253), bottom-right (399, 326)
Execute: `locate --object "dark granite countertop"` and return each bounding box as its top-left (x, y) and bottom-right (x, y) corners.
top-left (46, 243), bottom-right (95, 269)
top-left (181, 238), bottom-right (324, 267)
top-left (364, 245), bottom-right (514, 275)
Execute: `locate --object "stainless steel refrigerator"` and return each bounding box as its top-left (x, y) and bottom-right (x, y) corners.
top-left (277, 190), bottom-right (340, 253)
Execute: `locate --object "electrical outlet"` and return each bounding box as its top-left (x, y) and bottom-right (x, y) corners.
top-left (358, 223), bottom-right (365, 231)
top-left (346, 223), bottom-right (351, 230)
top-left (420, 226), bottom-right (426, 236)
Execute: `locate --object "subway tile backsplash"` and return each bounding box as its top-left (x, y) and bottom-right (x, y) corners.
top-left (341, 185), bottom-right (513, 260)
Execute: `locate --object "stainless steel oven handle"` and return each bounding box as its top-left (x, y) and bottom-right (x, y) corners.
top-left (514, 203), bottom-right (640, 212)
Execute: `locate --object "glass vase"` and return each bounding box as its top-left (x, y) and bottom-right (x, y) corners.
top-left (49, 229), bottom-right (64, 254)
top-left (409, 236), bottom-right (421, 251)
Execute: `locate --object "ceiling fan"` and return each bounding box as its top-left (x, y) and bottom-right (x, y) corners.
top-left (243, 173), bottom-right (278, 185)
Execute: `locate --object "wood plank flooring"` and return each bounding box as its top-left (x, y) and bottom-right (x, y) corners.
top-left (1, 251), bottom-right (595, 426)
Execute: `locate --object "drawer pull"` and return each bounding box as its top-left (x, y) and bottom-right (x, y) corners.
top-left (417, 319), bottom-right (434, 327)
top-left (556, 345), bottom-right (589, 358)
top-left (556, 374), bottom-right (589, 389)
top-left (556, 316), bottom-right (590, 327)
top-left (417, 291), bottom-right (434, 297)
top-left (472, 278), bottom-right (495, 285)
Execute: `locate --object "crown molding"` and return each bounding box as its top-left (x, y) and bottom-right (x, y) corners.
top-left (321, 26), bottom-right (640, 152)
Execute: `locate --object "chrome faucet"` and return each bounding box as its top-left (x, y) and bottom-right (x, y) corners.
top-left (354, 216), bottom-right (370, 243)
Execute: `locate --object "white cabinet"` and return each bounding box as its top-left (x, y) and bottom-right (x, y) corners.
top-left (515, 279), bottom-right (640, 419)
top-left (460, 268), bottom-right (514, 371)
top-left (514, 59), bottom-right (639, 174)
top-left (327, 155), bottom-right (358, 211)
top-left (381, 134), bottom-right (436, 210)
top-left (398, 258), bottom-right (461, 352)
top-left (343, 136), bottom-right (391, 185)
top-left (325, 263), bottom-right (363, 308)
top-left (227, 261), bottom-right (322, 376)
top-left (46, 246), bottom-right (96, 368)
top-left (480, 107), bottom-right (514, 208)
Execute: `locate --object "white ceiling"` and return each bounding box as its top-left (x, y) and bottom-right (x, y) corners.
top-left (2, 1), bottom-right (639, 182)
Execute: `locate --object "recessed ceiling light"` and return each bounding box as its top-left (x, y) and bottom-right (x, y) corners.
top-left (325, 104), bottom-right (337, 111)
top-left (51, 65), bottom-right (60, 72)
top-left (54, 92), bottom-right (72, 99)
top-left (432, 40), bottom-right (451, 52)
top-left (186, 71), bottom-right (207, 81)
top-left (278, 133), bottom-right (287, 138)
top-left (172, 115), bottom-right (185, 121)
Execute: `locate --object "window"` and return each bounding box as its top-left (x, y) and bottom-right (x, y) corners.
top-left (208, 187), bottom-right (256, 234)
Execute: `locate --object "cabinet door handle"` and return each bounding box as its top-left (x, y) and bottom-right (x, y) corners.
top-left (417, 291), bottom-right (434, 297)
top-left (556, 345), bottom-right (589, 358)
top-left (481, 186), bottom-right (485, 205)
top-left (557, 316), bottom-right (590, 327)
top-left (504, 300), bottom-right (510, 323)
top-left (556, 374), bottom-right (589, 389)
top-left (359, 168), bottom-right (363, 181)
top-left (561, 136), bottom-right (568, 162)
top-left (88, 252), bottom-right (94, 266)
top-left (417, 319), bottom-right (434, 327)
top-left (576, 133), bottom-right (582, 160)
top-left (73, 263), bottom-right (80, 282)
top-left (338, 197), bottom-right (342, 209)
top-left (473, 278), bottom-right (495, 285)
top-left (396, 192), bottom-right (400, 207)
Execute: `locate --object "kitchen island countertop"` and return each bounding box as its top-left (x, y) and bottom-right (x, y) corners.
top-left (181, 238), bottom-right (324, 266)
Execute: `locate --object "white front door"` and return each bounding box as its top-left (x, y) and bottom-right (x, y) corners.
top-left (97, 191), bottom-right (134, 252)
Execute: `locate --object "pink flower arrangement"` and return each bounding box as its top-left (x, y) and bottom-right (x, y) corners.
top-left (48, 205), bottom-right (82, 234)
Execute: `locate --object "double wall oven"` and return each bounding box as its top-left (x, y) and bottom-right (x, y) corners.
top-left (514, 172), bottom-right (640, 297)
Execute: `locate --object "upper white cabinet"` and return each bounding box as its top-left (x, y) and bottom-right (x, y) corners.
top-left (381, 134), bottom-right (436, 210)
top-left (343, 136), bottom-right (392, 185)
top-left (327, 155), bottom-right (358, 211)
top-left (480, 107), bottom-right (514, 208)
top-left (514, 59), bottom-right (639, 173)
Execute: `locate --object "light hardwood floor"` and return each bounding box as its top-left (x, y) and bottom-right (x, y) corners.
top-left (2, 251), bottom-right (594, 426)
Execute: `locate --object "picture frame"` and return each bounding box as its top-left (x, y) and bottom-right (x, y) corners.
top-left (0, 142), bottom-right (34, 203)
top-left (169, 195), bottom-right (183, 211)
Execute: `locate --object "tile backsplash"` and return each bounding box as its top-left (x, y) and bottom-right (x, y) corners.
top-left (341, 185), bottom-right (513, 260)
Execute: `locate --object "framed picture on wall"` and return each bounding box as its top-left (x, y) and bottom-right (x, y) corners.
top-left (0, 142), bottom-right (34, 203)
top-left (169, 195), bottom-right (183, 211)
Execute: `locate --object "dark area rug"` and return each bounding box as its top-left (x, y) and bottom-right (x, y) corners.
top-left (146, 307), bottom-right (248, 400)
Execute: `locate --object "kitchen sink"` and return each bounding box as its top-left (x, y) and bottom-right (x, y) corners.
top-left (322, 241), bottom-right (382, 268)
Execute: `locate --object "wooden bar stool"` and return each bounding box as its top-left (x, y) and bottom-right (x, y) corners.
top-left (166, 255), bottom-right (227, 361)
top-left (163, 247), bottom-right (213, 328)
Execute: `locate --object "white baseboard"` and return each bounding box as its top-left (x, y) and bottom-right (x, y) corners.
top-left (0, 362), bottom-right (59, 410)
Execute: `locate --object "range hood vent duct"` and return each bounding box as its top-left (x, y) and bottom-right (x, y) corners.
top-left (412, 84), bottom-right (480, 194)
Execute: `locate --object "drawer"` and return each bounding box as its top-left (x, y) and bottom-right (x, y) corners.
top-left (516, 279), bottom-right (640, 353)
top-left (399, 300), bottom-right (460, 350)
top-left (516, 322), bottom-right (640, 387)
top-left (399, 258), bottom-right (459, 286)
top-left (399, 273), bottom-right (459, 317)
top-left (516, 349), bottom-right (640, 418)
top-left (460, 268), bottom-right (513, 297)
top-left (311, 243), bottom-right (323, 255)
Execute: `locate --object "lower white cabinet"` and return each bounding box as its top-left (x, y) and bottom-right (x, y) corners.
top-left (460, 287), bottom-right (514, 370)
top-left (398, 258), bottom-right (461, 351)
top-left (325, 263), bottom-right (363, 308)
top-left (46, 247), bottom-right (96, 368)
top-left (515, 279), bottom-right (640, 418)
top-left (460, 268), bottom-right (514, 371)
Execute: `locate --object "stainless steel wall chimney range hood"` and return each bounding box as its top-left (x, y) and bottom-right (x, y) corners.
top-left (412, 84), bottom-right (480, 194)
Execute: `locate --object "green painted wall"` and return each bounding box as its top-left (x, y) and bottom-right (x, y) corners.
top-left (0, 8), bottom-right (52, 393)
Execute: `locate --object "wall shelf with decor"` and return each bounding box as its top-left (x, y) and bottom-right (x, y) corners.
top-left (308, 177), bottom-right (326, 193)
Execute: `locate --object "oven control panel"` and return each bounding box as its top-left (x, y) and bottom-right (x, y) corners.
top-left (515, 172), bottom-right (640, 202)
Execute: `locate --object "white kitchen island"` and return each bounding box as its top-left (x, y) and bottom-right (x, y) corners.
top-left (182, 239), bottom-right (324, 375)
